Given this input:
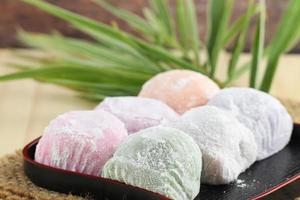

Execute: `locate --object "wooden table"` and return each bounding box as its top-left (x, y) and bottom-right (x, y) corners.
top-left (0, 49), bottom-right (299, 199)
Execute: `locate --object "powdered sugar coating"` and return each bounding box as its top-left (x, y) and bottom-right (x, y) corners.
top-left (102, 126), bottom-right (202, 200)
top-left (95, 96), bottom-right (178, 134)
top-left (163, 106), bottom-right (257, 185)
top-left (208, 87), bottom-right (293, 160)
top-left (35, 110), bottom-right (128, 176)
top-left (138, 69), bottom-right (220, 114)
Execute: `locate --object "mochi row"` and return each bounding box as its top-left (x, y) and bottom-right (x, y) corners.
top-left (34, 69), bottom-right (293, 200)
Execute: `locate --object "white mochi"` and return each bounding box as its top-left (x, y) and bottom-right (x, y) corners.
top-left (95, 96), bottom-right (178, 134)
top-left (102, 126), bottom-right (202, 200)
top-left (208, 87), bottom-right (293, 160)
top-left (163, 106), bottom-right (257, 185)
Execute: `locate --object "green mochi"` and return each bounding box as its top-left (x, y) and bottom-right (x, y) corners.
top-left (102, 126), bottom-right (202, 200)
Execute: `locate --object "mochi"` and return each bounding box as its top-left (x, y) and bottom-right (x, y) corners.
top-left (95, 96), bottom-right (178, 134)
top-left (102, 126), bottom-right (202, 200)
top-left (35, 110), bottom-right (128, 176)
top-left (138, 69), bottom-right (220, 114)
top-left (208, 87), bottom-right (293, 160)
top-left (163, 106), bottom-right (257, 185)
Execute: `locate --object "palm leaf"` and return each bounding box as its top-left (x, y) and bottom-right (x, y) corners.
top-left (250, 0), bottom-right (265, 88)
top-left (92, 0), bottom-right (155, 37)
top-left (0, 66), bottom-right (147, 87)
top-left (22, 0), bottom-right (198, 71)
top-left (223, 5), bottom-right (258, 47)
top-left (207, 0), bottom-right (234, 77)
top-left (0, 0), bottom-right (297, 100)
top-left (143, 8), bottom-right (165, 45)
top-left (176, 0), bottom-right (188, 55)
top-left (224, 61), bottom-right (251, 86)
top-left (149, 0), bottom-right (175, 38)
top-left (260, 0), bottom-right (300, 91)
top-left (18, 31), bottom-right (161, 74)
top-left (227, 1), bottom-right (254, 79)
top-left (176, 0), bottom-right (200, 66)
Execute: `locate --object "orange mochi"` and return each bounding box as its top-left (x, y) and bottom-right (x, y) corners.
top-left (138, 69), bottom-right (220, 114)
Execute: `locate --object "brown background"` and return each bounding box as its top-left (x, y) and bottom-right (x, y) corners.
top-left (0, 0), bottom-right (298, 52)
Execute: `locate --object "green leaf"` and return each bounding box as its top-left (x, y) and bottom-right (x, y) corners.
top-left (207, 0), bottom-right (234, 77)
top-left (186, 0), bottom-right (200, 66)
top-left (176, 0), bottom-right (188, 54)
top-left (43, 78), bottom-right (139, 95)
top-left (22, 0), bottom-right (199, 72)
top-left (79, 92), bottom-right (106, 101)
top-left (250, 0), bottom-right (265, 88)
top-left (149, 0), bottom-right (175, 38)
top-left (143, 8), bottom-right (164, 45)
top-left (0, 64), bottom-right (144, 98)
top-left (176, 0), bottom-right (200, 65)
top-left (92, 0), bottom-right (155, 36)
top-left (223, 61), bottom-right (251, 86)
top-left (0, 67), bottom-right (98, 82)
top-left (223, 5), bottom-right (258, 47)
top-left (22, 0), bottom-right (142, 58)
top-left (133, 40), bottom-right (203, 72)
top-left (227, 0), bottom-right (254, 79)
top-left (142, 1), bottom-right (177, 47)
top-left (19, 31), bottom-right (161, 73)
top-left (260, 0), bottom-right (300, 92)
top-left (0, 64), bottom-right (150, 85)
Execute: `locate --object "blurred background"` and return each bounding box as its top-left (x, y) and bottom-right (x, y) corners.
top-left (1, 0), bottom-right (298, 51)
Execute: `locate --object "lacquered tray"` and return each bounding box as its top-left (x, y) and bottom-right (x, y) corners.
top-left (23, 123), bottom-right (300, 200)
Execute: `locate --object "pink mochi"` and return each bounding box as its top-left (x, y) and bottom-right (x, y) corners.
top-left (35, 110), bottom-right (128, 176)
top-left (95, 96), bottom-right (179, 134)
top-left (138, 69), bottom-right (220, 114)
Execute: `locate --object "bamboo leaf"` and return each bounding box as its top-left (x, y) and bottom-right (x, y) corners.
top-left (36, 78), bottom-right (138, 98)
top-left (133, 41), bottom-right (203, 72)
top-left (250, 0), bottom-right (265, 88)
top-left (56, 59), bottom-right (154, 81)
top-left (227, 1), bottom-right (254, 79)
top-left (176, 0), bottom-right (200, 65)
top-left (22, 0), bottom-right (199, 72)
top-left (207, 0), bottom-right (234, 77)
top-left (176, 0), bottom-right (189, 54)
top-left (223, 61), bottom-right (251, 86)
top-left (143, 8), bottom-right (164, 45)
top-left (43, 79), bottom-right (139, 94)
top-left (149, 0), bottom-right (175, 38)
top-left (186, 0), bottom-right (200, 66)
top-left (260, 0), bottom-right (300, 91)
top-left (79, 93), bottom-right (106, 101)
top-left (0, 67), bottom-right (101, 82)
top-left (0, 65), bottom-right (149, 86)
top-left (93, 0), bottom-right (155, 36)
top-left (143, 1), bottom-right (177, 47)
top-left (19, 31), bottom-right (160, 73)
top-left (22, 0), bottom-right (143, 58)
top-left (223, 5), bottom-right (258, 47)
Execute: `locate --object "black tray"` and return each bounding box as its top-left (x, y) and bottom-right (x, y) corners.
top-left (23, 123), bottom-right (300, 200)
